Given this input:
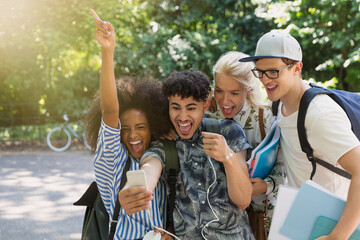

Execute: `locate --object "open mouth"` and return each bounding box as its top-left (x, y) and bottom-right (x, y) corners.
top-left (129, 140), bottom-right (143, 153)
top-left (221, 105), bottom-right (234, 116)
top-left (177, 122), bottom-right (192, 135)
top-left (266, 85), bottom-right (277, 93)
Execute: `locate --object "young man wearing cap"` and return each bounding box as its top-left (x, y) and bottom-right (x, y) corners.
top-left (240, 31), bottom-right (360, 239)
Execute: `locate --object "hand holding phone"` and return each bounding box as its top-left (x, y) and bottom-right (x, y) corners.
top-left (125, 170), bottom-right (153, 215)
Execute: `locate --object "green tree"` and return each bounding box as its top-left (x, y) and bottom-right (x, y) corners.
top-left (274, 0), bottom-right (360, 91)
top-left (0, 0), bottom-right (277, 128)
top-left (0, 0), bottom-right (117, 125)
top-left (126, 0), bottom-right (275, 79)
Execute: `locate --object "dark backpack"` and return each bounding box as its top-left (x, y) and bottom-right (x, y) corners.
top-left (161, 118), bottom-right (220, 228)
top-left (74, 181), bottom-right (110, 240)
top-left (74, 156), bottom-right (131, 240)
top-left (272, 83), bottom-right (360, 180)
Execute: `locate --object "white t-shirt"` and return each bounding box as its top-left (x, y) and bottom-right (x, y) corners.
top-left (278, 95), bottom-right (360, 199)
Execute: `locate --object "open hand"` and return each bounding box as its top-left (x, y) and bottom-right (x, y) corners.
top-left (90, 9), bottom-right (115, 51)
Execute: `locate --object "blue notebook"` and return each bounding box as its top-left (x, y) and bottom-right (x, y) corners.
top-left (247, 117), bottom-right (280, 179)
top-left (280, 181), bottom-right (360, 240)
top-left (311, 216), bottom-right (360, 240)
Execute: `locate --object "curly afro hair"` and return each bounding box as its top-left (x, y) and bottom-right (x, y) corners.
top-left (162, 69), bottom-right (211, 102)
top-left (85, 77), bottom-right (172, 152)
top-left (85, 77), bottom-right (134, 151)
top-left (130, 80), bottom-right (172, 140)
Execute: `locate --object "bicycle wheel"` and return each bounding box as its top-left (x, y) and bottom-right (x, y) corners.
top-left (82, 133), bottom-right (92, 151)
top-left (47, 127), bottom-right (72, 152)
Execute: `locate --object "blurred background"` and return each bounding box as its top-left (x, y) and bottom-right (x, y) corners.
top-left (0, 0), bottom-right (359, 146)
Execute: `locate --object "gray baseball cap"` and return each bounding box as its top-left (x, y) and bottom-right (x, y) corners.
top-left (239, 31), bottom-right (302, 62)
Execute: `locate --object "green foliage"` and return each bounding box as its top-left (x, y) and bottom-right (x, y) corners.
top-left (1, 0), bottom-right (359, 133)
top-left (1, 0), bottom-right (276, 128)
top-left (127, 0), bottom-right (273, 78)
top-left (275, 0), bottom-right (360, 91)
top-left (0, 122), bottom-right (87, 144)
top-left (0, 0), bottom-right (105, 125)
top-left (1, 124), bottom-right (48, 142)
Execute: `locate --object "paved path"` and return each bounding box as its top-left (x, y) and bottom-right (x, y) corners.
top-left (0, 150), bottom-right (94, 240)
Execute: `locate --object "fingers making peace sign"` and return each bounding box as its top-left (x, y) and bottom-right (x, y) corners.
top-left (90, 9), bottom-right (115, 50)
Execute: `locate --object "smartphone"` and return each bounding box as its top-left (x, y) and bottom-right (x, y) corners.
top-left (126, 170), bottom-right (149, 190)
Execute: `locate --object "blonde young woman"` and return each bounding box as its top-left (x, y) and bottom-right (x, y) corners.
top-left (207, 51), bottom-right (286, 235)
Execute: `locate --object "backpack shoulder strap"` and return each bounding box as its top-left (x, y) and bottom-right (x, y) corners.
top-left (160, 139), bottom-right (179, 228)
top-left (272, 100), bottom-right (280, 116)
top-left (298, 87), bottom-right (328, 155)
top-left (108, 156), bottom-right (132, 240)
top-left (203, 118), bottom-right (220, 134)
top-left (298, 86), bottom-right (352, 180)
top-left (162, 139), bottom-right (180, 174)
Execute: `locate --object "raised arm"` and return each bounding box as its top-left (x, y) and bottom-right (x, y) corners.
top-left (90, 9), bottom-right (118, 128)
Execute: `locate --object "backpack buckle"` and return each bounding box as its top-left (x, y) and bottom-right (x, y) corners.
top-left (306, 153), bottom-right (315, 161)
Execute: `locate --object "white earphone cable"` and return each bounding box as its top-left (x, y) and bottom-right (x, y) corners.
top-left (147, 208), bottom-right (181, 240)
top-left (135, 137), bottom-right (232, 240)
top-left (201, 155), bottom-right (220, 239)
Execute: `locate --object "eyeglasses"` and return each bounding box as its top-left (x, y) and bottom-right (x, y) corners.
top-left (251, 63), bottom-right (295, 79)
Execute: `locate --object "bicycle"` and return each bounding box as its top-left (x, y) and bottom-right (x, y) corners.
top-left (47, 114), bottom-right (91, 152)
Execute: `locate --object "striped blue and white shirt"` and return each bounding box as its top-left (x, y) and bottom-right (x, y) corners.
top-left (94, 120), bottom-right (167, 240)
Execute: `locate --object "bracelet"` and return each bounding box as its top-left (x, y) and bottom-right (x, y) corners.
top-left (265, 176), bottom-right (276, 194)
top-left (268, 176), bottom-right (276, 193)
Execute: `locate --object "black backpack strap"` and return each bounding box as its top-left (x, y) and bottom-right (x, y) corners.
top-left (272, 100), bottom-right (280, 116)
top-left (298, 87), bottom-right (352, 180)
top-left (203, 118), bottom-right (220, 134)
top-left (160, 139), bottom-right (179, 228)
top-left (108, 156), bottom-right (132, 240)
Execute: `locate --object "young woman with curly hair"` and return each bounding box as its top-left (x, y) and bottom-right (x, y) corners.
top-left (86, 9), bottom-right (172, 240)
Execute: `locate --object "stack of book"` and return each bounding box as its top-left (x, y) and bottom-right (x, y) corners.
top-left (247, 117), bottom-right (281, 179)
top-left (269, 180), bottom-right (360, 240)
